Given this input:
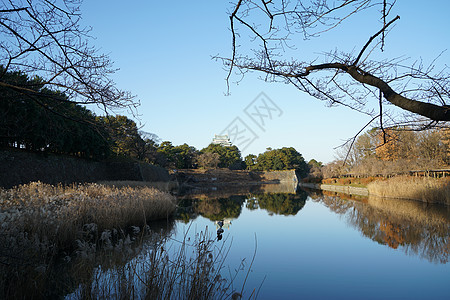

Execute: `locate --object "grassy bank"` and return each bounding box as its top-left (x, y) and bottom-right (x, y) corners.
top-left (320, 176), bottom-right (381, 187)
top-left (0, 181), bottom-right (176, 229)
top-left (367, 176), bottom-right (450, 205)
top-left (98, 180), bottom-right (179, 193)
top-left (304, 175), bottom-right (450, 205)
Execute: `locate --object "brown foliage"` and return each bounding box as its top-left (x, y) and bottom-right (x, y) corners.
top-left (379, 220), bottom-right (405, 249)
top-left (376, 129), bottom-right (401, 161)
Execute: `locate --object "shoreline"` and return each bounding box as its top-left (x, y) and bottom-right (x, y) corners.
top-left (300, 177), bottom-right (450, 206)
top-left (299, 182), bottom-right (369, 197)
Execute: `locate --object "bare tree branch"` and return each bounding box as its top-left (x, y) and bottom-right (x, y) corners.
top-left (0, 0), bottom-right (137, 115)
top-left (353, 15), bottom-right (400, 66)
top-left (222, 0), bottom-right (450, 128)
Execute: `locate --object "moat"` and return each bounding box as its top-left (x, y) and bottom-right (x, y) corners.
top-left (170, 187), bottom-right (449, 299)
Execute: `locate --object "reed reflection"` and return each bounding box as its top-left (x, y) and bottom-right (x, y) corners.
top-left (0, 219), bottom-right (175, 299)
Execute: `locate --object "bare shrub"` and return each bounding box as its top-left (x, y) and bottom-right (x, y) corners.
top-left (322, 160), bottom-right (349, 178)
top-left (197, 152), bottom-right (220, 169)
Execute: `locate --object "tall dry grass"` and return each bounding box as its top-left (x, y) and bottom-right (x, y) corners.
top-left (0, 182), bottom-right (256, 299)
top-left (98, 180), bottom-right (179, 192)
top-left (367, 176), bottom-right (450, 205)
top-left (0, 181), bottom-right (177, 246)
top-left (0, 182), bottom-right (177, 275)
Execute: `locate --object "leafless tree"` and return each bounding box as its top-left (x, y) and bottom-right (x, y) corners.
top-left (196, 152), bottom-right (221, 169)
top-left (219, 0), bottom-right (450, 131)
top-left (0, 0), bottom-right (137, 113)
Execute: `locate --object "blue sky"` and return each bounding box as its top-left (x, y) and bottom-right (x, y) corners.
top-left (80, 1), bottom-right (450, 163)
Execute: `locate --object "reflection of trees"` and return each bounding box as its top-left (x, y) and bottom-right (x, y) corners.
top-left (176, 194), bottom-right (247, 223)
top-left (379, 221), bottom-right (405, 249)
top-left (175, 198), bottom-right (200, 223)
top-left (246, 191), bottom-right (308, 216)
top-left (177, 191), bottom-right (308, 221)
top-left (310, 194), bottom-right (450, 264)
top-left (0, 220), bottom-right (175, 299)
top-left (195, 195), bottom-right (246, 221)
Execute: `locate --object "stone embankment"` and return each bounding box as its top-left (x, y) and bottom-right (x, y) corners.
top-left (0, 150), bottom-right (170, 188)
top-left (299, 182), bottom-right (369, 196)
top-left (261, 169), bottom-right (298, 183)
top-left (174, 169), bottom-right (298, 186)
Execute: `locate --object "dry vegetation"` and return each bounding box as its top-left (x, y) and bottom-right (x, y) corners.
top-left (321, 176), bottom-right (382, 186)
top-left (0, 181), bottom-right (177, 238)
top-left (0, 182), bottom-right (176, 256)
top-left (98, 180), bottom-right (179, 192)
top-left (0, 182), bottom-right (176, 283)
top-left (306, 175), bottom-right (450, 205)
top-left (0, 182), bottom-right (254, 299)
top-left (69, 229), bottom-right (252, 300)
top-left (368, 176), bottom-right (450, 205)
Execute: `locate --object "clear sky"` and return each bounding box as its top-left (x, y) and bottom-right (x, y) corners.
top-left (80, 1), bottom-right (450, 163)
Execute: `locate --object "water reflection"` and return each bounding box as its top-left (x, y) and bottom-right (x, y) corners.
top-left (246, 192), bottom-right (307, 216)
top-left (307, 189), bottom-right (450, 264)
top-left (0, 219), bottom-right (175, 299)
top-left (176, 181), bottom-right (305, 221)
top-left (177, 191), bottom-right (307, 222)
top-left (3, 184), bottom-right (448, 298)
top-left (178, 185), bottom-right (449, 264)
top-left (216, 220), bottom-right (226, 241)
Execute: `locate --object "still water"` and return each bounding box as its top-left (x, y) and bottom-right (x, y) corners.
top-left (172, 186), bottom-right (450, 299)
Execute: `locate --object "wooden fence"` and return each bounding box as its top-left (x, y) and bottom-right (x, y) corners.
top-left (340, 169), bottom-right (450, 179)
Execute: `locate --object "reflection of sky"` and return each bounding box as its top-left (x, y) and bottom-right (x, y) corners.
top-left (172, 198), bottom-right (450, 299)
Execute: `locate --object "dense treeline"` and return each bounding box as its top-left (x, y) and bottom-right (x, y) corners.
top-left (198, 144), bottom-right (243, 169)
top-left (0, 67), bottom-right (109, 159)
top-left (244, 147), bottom-right (309, 177)
top-left (1, 67), bottom-right (310, 174)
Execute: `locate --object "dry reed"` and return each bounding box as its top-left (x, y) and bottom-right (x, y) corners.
top-left (67, 227), bottom-right (252, 300)
top-left (367, 176), bottom-right (450, 205)
top-left (0, 181), bottom-right (177, 264)
top-left (98, 180), bottom-right (179, 192)
top-left (0, 182), bottom-right (255, 299)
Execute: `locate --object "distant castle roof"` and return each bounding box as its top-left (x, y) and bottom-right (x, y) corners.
top-left (212, 134), bottom-right (232, 146)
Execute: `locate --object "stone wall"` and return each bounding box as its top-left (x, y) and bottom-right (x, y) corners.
top-left (0, 150), bottom-right (169, 188)
top-left (299, 182), bottom-right (369, 196)
top-left (262, 170), bottom-right (298, 182)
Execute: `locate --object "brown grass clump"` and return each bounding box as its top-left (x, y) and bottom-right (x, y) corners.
top-left (0, 182), bottom-right (178, 299)
top-left (0, 182), bottom-right (177, 254)
top-left (98, 180), bottom-right (179, 192)
top-left (0, 183), bottom-right (258, 299)
top-left (367, 176), bottom-right (450, 205)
